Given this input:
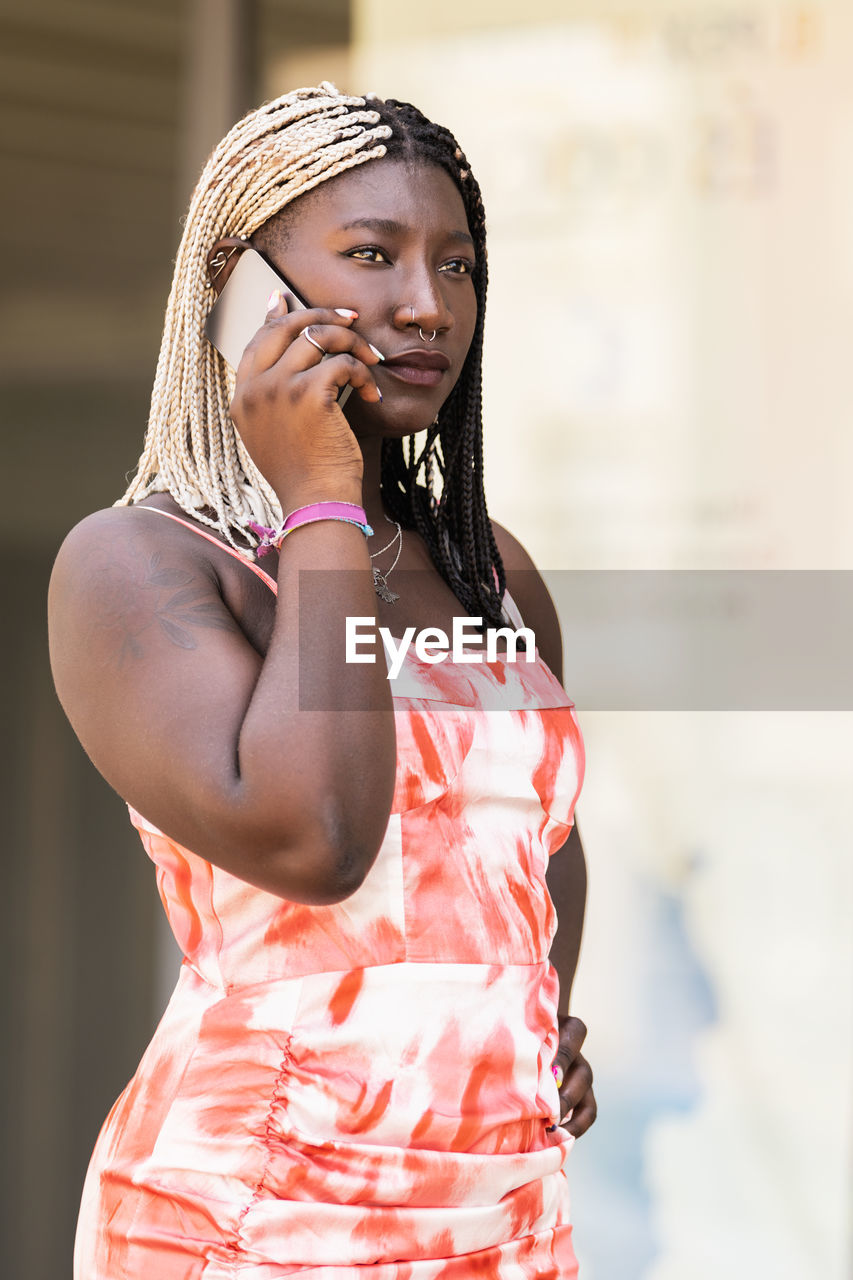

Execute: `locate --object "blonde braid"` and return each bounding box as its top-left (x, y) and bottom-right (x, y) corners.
top-left (117, 83), bottom-right (392, 552)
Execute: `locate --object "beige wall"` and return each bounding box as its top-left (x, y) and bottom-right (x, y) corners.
top-left (354, 1), bottom-right (850, 572)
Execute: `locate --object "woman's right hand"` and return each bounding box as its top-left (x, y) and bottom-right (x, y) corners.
top-left (230, 293), bottom-right (383, 508)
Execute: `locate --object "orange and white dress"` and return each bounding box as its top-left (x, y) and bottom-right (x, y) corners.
top-left (74, 519), bottom-right (586, 1279)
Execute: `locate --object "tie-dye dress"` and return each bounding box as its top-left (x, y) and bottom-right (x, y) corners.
top-left (73, 523), bottom-right (586, 1279)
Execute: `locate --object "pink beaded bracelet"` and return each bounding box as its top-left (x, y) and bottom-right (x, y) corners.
top-left (248, 502), bottom-right (373, 555)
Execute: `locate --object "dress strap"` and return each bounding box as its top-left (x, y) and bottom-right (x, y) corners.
top-left (491, 565), bottom-right (526, 631)
top-left (501, 588), bottom-right (526, 631)
top-left (135, 506), bottom-right (278, 594)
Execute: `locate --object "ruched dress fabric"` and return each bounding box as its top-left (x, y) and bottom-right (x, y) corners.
top-left (73, 520), bottom-right (586, 1279)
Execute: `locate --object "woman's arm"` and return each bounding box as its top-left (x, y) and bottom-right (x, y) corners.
top-left (545, 824), bottom-right (587, 1013)
top-left (49, 302), bottom-right (394, 906)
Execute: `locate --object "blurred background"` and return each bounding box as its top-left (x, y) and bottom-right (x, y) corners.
top-left (2, 1), bottom-right (851, 1277)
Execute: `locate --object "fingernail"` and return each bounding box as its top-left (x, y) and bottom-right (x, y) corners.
top-left (267, 289), bottom-right (281, 312)
top-left (335, 308), bottom-right (358, 319)
top-left (376, 388), bottom-right (383, 402)
top-left (368, 343), bottom-right (386, 361)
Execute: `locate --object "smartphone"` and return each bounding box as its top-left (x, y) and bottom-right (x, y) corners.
top-left (205, 248), bottom-right (353, 407)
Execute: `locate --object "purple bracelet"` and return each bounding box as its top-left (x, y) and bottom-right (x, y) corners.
top-left (248, 501), bottom-right (373, 555)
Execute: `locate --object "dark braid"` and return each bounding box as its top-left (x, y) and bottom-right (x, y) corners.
top-left (368, 97), bottom-right (507, 630)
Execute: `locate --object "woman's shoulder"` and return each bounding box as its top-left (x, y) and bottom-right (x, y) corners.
top-left (48, 501), bottom-right (235, 665)
top-left (55, 499), bottom-right (183, 555)
top-left (49, 500), bottom-right (276, 700)
top-left (490, 519), bottom-right (563, 680)
top-left (491, 519), bottom-right (539, 573)
top-left (52, 503), bottom-right (199, 605)
top-left (52, 499), bottom-right (240, 585)
top-left (53, 504), bottom-right (159, 588)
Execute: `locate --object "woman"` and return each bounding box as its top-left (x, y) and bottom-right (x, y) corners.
top-left (49, 84), bottom-right (595, 1278)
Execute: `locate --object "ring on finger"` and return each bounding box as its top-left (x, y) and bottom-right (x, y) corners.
top-left (302, 326), bottom-right (327, 356)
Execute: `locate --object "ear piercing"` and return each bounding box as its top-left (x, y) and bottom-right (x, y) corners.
top-left (207, 236), bottom-right (250, 285)
top-left (207, 249), bottom-right (233, 284)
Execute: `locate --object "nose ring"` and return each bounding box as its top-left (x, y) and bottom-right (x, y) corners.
top-left (408, 305), bottom-right (437, 342)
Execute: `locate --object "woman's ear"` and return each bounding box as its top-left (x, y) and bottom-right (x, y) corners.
top-left (206, 236), bottom-right (251, 295)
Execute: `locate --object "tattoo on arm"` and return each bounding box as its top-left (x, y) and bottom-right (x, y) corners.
top-left (92, 538), bottom-right (239, 663)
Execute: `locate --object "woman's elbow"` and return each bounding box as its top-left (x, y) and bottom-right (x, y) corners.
top-left (260, 801), bottom-right (391, 905)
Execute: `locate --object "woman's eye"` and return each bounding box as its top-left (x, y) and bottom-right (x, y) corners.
top-left (439, 258), bottom-right (475, 276)
top-left (347, 246), bottom-right (391, 263)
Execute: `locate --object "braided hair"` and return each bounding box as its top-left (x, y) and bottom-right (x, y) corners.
top-left (117, 84), bottom-right (505, 626)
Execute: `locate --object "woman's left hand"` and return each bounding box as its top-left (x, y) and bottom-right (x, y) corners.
top-left (552, 1015), bottom-right (597, 1138)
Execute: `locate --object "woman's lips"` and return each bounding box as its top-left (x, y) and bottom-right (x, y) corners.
top-left (384, 365), bottom-right (445, 386)
top-left (381, 348), bottom-right (450, 388)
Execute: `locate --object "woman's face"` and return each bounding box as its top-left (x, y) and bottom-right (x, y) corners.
top-left (253, 158), bottom-right (478, 439)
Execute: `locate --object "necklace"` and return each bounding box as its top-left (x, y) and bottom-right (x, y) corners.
top-left (370, 513), bottom-right (402, 603)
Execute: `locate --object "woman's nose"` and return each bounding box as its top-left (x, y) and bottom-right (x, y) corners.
top-left (393, 269), bottom-right (452, 335)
